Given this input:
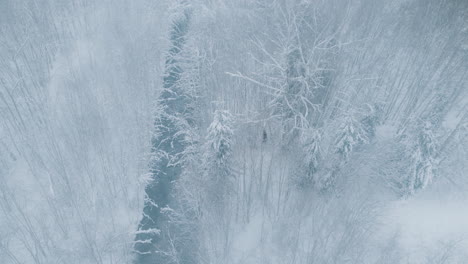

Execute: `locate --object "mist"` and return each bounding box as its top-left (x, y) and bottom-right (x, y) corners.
top-left (1, 0), bottom-right (467, 263)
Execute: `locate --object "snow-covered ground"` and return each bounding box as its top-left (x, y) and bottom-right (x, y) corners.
top-left (1, 0), bottom-right (467, 263)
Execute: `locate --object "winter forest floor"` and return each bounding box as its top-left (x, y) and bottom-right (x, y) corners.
top-left (1, 0), bottom-right (468, 264)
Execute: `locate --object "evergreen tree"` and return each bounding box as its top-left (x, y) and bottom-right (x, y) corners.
top-left (406, 122), bottom-right (437, 194)
top-left (203, 109), bottom-right (235, 207)
top-left (361, 103), bottom-right (383, 140)
top-left (334, 113), bottom-right (369, 160)
top-left (299, 128), bottom-right (322, 186)
top-left (201, 109), bottom-right (235, 261)
top-left (134, 4), bottom-right (198, 264)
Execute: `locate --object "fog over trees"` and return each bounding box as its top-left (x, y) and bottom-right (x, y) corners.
top-left (1, 0), bottom-right (467, 263)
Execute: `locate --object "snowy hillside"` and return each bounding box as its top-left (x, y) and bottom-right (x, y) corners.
top-left (1, 0), bottom-right (467, 264)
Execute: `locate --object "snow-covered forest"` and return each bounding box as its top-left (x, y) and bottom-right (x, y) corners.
top-left (1, 0), bottom-right (467, 263)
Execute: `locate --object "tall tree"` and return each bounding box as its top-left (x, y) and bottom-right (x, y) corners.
top-left (299, 128), bottom-right (322, 186)
top-left (204, 109), bottom-right (235, 197)
top-left (134, 3), bottom-right (198, 264)
top-left (200, 109), bottom-right (235, 261)
top-left (334, 113), bottom-right (369, 161)
top-left (406, 122), bottom-right (438, 195)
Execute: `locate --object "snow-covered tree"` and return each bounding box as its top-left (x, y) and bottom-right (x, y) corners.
top-left (360, 103), bottom-right (384, 140)
top-left (227, 2), bottom-right (331, 136)
top-left (270, 47), bottom-right (320, 133)
top-left (406, 122), bottom-right (438, 194)
top-left (205, 109), bottom-right (235, 179)
top-left (334, 113), bottom-right (369, 160)
top-left (2, 0), bottom-right (468, 263)
top-left (202, 108), bottom-right (235, 213)
top-left (134, 4), bottom-right (199, 264)
top-left (199, 108), bottom-right (235, 261)
top-left (298, 128), bottom-right (322, 186)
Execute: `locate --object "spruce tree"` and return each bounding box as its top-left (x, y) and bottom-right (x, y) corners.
top-left (200, 109), bottom-right (235, 261)
top-left (334, 113), bottom-right (369, 160)
top-left (134, 4), bottom-right (198, 264)
top-left (300, 128), bottom-right (322, 186)
top-left (407, 122), bottom-right (437, 194)
top-left (203, 109), bottom-right (234, 209)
